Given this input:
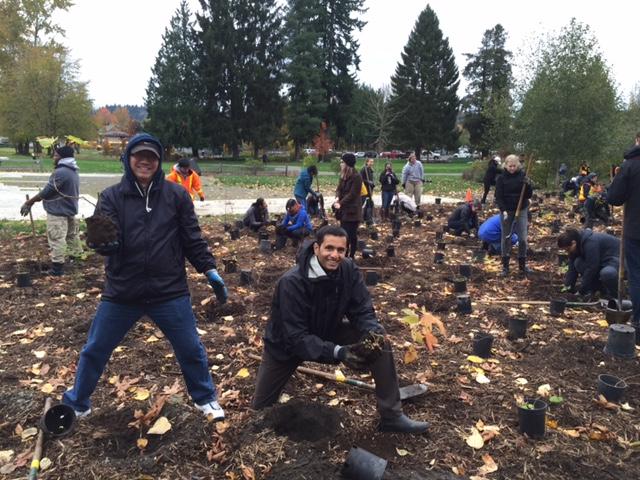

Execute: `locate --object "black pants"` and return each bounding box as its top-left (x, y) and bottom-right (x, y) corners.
top-left (481, 181), bottom-right (492, 203)
top-left (251, 325), bottom-right (403, 419)
top-left (275, 227), bottom-right (309, 249)
top-left (340, 220), bottom-right (359, 258)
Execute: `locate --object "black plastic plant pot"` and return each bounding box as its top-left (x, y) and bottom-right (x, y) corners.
top-left (361, 248), bottom-right (375, 259)
top-left (545, 192), bottom-right (552, 199)
top-left (473, 249), bottom-right (486, 263)
top-left (435, 197), bottom-right (441, 205)
top-left (240, 270), bottom-right (253, 285)
top-left (441, 224), bottom-right (449, 233)
top-left (437, 241), bottom-right (446, 251)
top-left (365, 271), bottom-right (379, 286)
top-left (386, 246), bottom-right (395, 257)
top-left (434, 252), bottom-right (445, 264)
top-left (357, 240), bottom-right (366, 251)
top-left (417, 210), bottom-right (424, 219)
top-left (370, 231), bottom-right (379, 240)
top-left (259, 231), bottom-right (269, 241)
top-left (517, 399), bottom-right (547, 439)
top-left (414, 220), bottom-right (421, 227)
top-left (392, 228), bottom-right (400, 238)
top-left (41, 404), bottom-right (76, 437)
top-left (16, 272), bottom-right (31, 287)
top-left (259, 239), bottom-right (272, 254)
top-left (223, 223), bottom-right (231, 232)
top-left (456, 294), bottom-right (472, 314)
top-left (549, 298), bottom-right (567, 317)
top-left (234, 220), bottom-right (244, 230)
top-left (603, 324), bottom-right (636, 359)
top-left (557, 253), bottom-right (568, 266)
top-left (453, 278), bottom-right (467, 293)
top-left (426, 214), bottom-right (434, 221)
top-left (459, 264), bottom-right (472, 278)
top-left (572, 204), bottom-right (581, 213)
top-left (597, 374), bottom-right (628, 402)
top-left (508, 317), bottom-right (528, 339)
top-left (435, 231), bottom-right (444, 241)
top-left (605, 307), bottom-right (632, 325)
top-left (342, 446), bottom-right (387, 480)
top-left (472, 332), bottom-right (494, 358)
top-left (392, 220), bottom-right (402, 230)
top-left (230, 229), bottom-right (240, 240)
top-left (224, 260), bottom-right (237, 274)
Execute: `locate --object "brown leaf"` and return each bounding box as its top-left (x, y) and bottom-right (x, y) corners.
top-left (241, 465), bottom-right (256, 480)
top-left (403, 345), bottom-right (418, 364)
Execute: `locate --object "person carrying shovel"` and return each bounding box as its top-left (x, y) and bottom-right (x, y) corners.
top-left (495, 154), bottom-right (533, 277)
top-left (251, 225), bottom-right (429, 434)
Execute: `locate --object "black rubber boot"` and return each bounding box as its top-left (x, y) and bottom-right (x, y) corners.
top-left (519, 257), bottom-right (532, 275)
top-left (49, 262), bottom-right (64, 276)
top-left (500, 257), bottom-right (509, 277)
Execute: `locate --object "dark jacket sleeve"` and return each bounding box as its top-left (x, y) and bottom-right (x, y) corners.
top-left (39, 170), bottom-right (66, 200)
top-left (495, 175), bottom-right (506, 212)
top-left (91, 189), bottom-right (121, 256)
top-left (579, 240), bottom-right (600, 294)
top-left (177, 188), bottom-right (217, 273)
top-left (564, 259), bottom-right (578, 289)
top-left (607, 162), bottom-right (630, 206)
top-left (345, 262), bottom-right (384, 334)
top-left (276, 277), bottom-right (337, 362)
top-left (339, 174), bottom-right (362, 206)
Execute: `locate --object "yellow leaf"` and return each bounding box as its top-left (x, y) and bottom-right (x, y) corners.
top-left (21, 427), bottom-right (38, 440)
top-left (0, 450), bottom-right (14, 463)
top-left (40, 457), bottom-right (52, 471)
top-left (537, 384), bottom-right (552, 397)
top-left (278, 393), bottom-right (291, 403)
top-left (546, 419), bottom-right (558, 429)
top-left (328, 398), bottom-right (340, 406)
top-left (396, 447), bottom-right (411, 456)
top-left (133, 388), bottom-right (150, 401)
top-left (475, 373), bottom-right (490, 384)
top-left (466, 428), bottom-right (485, 449)
top-left (560, 428), bottom-right (581, 438)
top-left (40, 383), bottom-right (54, 394)
top-left (404, 345), bottom-right (418, 364)
top-left (596, 319), bottom-right (609, 328)
top-left (222, 315), bottom-right (234, 321)
top-left (145, 335), bottom-right (159, 343)
top-left (147, 416), bottom-right (171, 435)
top-left (621, 402), bottom-right (634, 411)
top-left (33, 350), bottom-right (46, 359)
top-left (236, 368), bottom-right (250, 378)
top-left (467, 355), bottom-right (485, 364)
top-left (137, 438), bottom-right (148, 449)
top-left (335, 370), bottom-right (346, 382)
top-left (515, 377), bottom-right (528, 385)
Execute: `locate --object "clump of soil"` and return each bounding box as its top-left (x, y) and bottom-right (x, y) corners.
top-left (351, 330), bottom-right (385, 362)
top-left (263, 401), bottom-right (340, 443)
top-left (85, 214), bottom-right (119, 245)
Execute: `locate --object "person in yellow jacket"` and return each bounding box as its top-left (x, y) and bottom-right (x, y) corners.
top-left (166, 158), bottom-right (205, 201)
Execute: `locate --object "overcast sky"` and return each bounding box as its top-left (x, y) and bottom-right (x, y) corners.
top-left (56, 0), bottom-right (639, 108)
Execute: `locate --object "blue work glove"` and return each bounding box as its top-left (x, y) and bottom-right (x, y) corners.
top-left (206, 269), bottom-right (228, 304)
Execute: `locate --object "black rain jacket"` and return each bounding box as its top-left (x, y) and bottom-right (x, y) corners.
top-left (608, 144), bottom-right (640, 240)
top-left (565, 229), bottom-right (620, 294)
top-left (495, 169), bottom-right (533, 213)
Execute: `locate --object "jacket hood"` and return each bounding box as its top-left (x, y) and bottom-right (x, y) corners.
top-left (57, 157), bottom-right (78, 170)
top-left (122, 133), bottom-right (165, 187)
top-left (296, 239), bottom-right (316, 268)
top-left (580, 228), bottom-right (593, 249)
top-left (623, 144), bottom-right (640, 160)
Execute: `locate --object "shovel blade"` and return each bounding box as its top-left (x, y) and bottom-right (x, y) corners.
top-left (399, 383), bottom-right (428, 401)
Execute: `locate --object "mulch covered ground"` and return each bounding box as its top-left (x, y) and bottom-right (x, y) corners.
top-left (0, 193), bottom-right (639, 479)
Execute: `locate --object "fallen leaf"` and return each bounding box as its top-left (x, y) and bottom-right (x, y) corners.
top-left (549, 395), bottom-right (564, 405)
top-left (537, 384), bottom-right (551, 397)
top-left (466, 428), bottom-right (485, 449)
top-left (0, 450), bottom-right (14, 463)
top-left (596, 319), bottom-right (609, 328)
top-left (404, 345), bottom-right (418, 364)
top-left (396, 447), bottom-right (411, 456)
top-left (621, 402), bottom-right (634, 411)
top-left (477, 453), bottom-right (498, 475)
top-left (241, 465), bottom-right (255, 480)
top-left (21, 427), bottom-right (38, 440)
top-left (328, 398), bottom-right (340, 406)
top-left (32, 350), bottom-right (46, 359)
top-left (137, 438), bottom-right (148, 449)
top-left (133, 388), bottom-right (150, 401)
top-left (278, 393), bottom-right (291, 404)
top-left (40, 383), bottom-right (54, 394)
top-left (40, 457), bottom-right (52, 471)
top-left (560, 428), bottom-right (581, 438)
top-left (147, 416), bottom-right (172, 435)
top-left (546, 419), bottom-right (558, 429)
top-left (475, 373), bottom-right (490, 384)
top-left (236, 368), bottom-right (250, 378)
top-left (145, 335), bottom-right (159, 343)
top-left (515, 377), bottom-right (528, 385)
top-left (467, 355), bottom-right (485, 364)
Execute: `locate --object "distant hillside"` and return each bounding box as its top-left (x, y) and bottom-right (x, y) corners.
top-left (102, 105), bottom-right (147, 122)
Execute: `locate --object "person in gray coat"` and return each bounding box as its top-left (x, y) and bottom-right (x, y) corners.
top-left (557, 228), bottom-right (620, 298)
top-left (20, 145), bottom-right (83, 275)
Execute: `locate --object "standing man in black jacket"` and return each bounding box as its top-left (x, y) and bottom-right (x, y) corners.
top-left (495, 154), bottom-right (533, 276)
top-left (62, 134), bottom-right (228, 421)
top-left (252, 225), bottom-right (429, 434)
top-left (481, 156), bottom-right (501, 204)
top-left (608, 132), bottom-right (640, 334)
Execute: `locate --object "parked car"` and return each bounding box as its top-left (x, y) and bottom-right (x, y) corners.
top-left (355, 151), bottom-right (366, 158)
top-left (380, 149), bottom-right (405, 159)
top-left (364, 151), bottom-right (378, 158)
top-left (420, 150), bottom-right (441, 162)
top-left (303, 148), bottom-right (317, 155)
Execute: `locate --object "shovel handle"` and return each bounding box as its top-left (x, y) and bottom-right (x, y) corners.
top-left (28, 397), bottom-right (52, 480)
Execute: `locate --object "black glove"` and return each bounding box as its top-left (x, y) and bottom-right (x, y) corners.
top-left (336, 345), bottom-right (369, 371)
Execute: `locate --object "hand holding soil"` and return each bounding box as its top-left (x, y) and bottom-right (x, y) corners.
top-left (350, 331), bottom-right (385, 364)
top-left (85, 214), bottom-right (119, 247)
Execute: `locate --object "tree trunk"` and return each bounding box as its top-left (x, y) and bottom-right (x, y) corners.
top-left (231, 143), bottom-right (240, 159)
top-left (294, 142), bottom-right (301, 161)
top-left (191, 146), bottom-right (198, 157)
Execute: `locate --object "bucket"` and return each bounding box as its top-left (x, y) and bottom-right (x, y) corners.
top-left (41, 404), bottom-right (76, 437)
top-left (240, 270), bottom-right (253, 285)
top-left (459, 264), bottom-right (472, 278)
top-left (603, 324), bottom-right (636, 359)
top-left (517, 398), bottom-right (547, 439)
top-left (597, 374), bottom-right (628, 402)
top-left (386, 246), bottom-right (395, 257)
top-left (364, 271), bottom-right (379, 286)
top-left (549, 298), bottom-right (567, 317)
top-left (456, 294), bottom-right (472, 314)
top-left (16, 271), bottom-right (32, 287)
top-left (434, 252), bottom-right (445, 265)
top-left (342, 446), bottom-right (387, 480)
top-left (453, 278), bottom-right (467, 293)
top-left (508, 317), bottom-right (528, 339)
top-left (472, 332), bottom-right (494, 358)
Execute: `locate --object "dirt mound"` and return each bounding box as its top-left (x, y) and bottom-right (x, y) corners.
top-left (263, 401), bottom-right (340, 443)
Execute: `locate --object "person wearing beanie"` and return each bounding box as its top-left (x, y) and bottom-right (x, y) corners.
top-left (481, 156), bottom-right (501, 204)
top-left (166, 157), bottom-right (206, 201)
top-left (401, 153), bottom-right (424, 207)
top-left (20, 145), bottom-right (83, 275)
top-left (333, 153), bottom-right (363, 258)
top-left (274, 198), bottom-right (312, 250)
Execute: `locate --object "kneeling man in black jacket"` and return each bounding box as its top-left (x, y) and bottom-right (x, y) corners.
top-left (252, 225), bottom-right (428, 433)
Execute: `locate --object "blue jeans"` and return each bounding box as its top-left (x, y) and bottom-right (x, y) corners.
top-left (626, 237), bottom-right (640, 325)
top-left (63, 296), bottom-right (216, 412)
top-left (295, 195), bottom-right (307, 211)
top-left (382, 191), bottom-right (395, 210)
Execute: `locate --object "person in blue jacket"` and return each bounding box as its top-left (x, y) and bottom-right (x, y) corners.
top-left (62, 133), bottom-right (228, 422)
top-left (294, 165), bottom-right (318, 210)
top-left (275, 198), bottom-right (312, 250)
top-left (478, 214), bottom-right (518, 255)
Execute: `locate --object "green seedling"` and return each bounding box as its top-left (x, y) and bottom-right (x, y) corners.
top-left (549, 396), bottom-right (564, 405)
top-left (519, 402), bottom-right (536, 410)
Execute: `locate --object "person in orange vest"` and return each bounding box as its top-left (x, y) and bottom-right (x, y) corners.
top-left (166, 158), bottom-right (205, 201)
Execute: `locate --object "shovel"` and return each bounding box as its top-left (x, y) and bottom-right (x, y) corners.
top-left (248, 353), bottom-right (427, 401)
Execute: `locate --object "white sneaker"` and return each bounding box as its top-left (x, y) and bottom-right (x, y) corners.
top-left (195, 400), bottom-right (225, 421)
top-left (74, 408), bottom-right (91, 418)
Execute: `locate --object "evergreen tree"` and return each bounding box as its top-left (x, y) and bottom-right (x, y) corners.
top-left (462, 24), bottom-right (512, 156)
top-left (146, 0), bottom-right (205, 154)
top-left (390, 5), bottom-right (460, 157)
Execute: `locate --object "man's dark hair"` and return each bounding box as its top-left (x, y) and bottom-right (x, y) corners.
top-left (558, 228), bottom-right (581, 249)
top-left (316, 225), bottom-right (348, 246)
top-left (285, 198), bottom-right (298, 210)
top-left (636, 131), bottom-right (640, 141)
top-left (255, 197), bottom-right (265, 208)
top-left (307, 165), bottom-right (318, 176)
